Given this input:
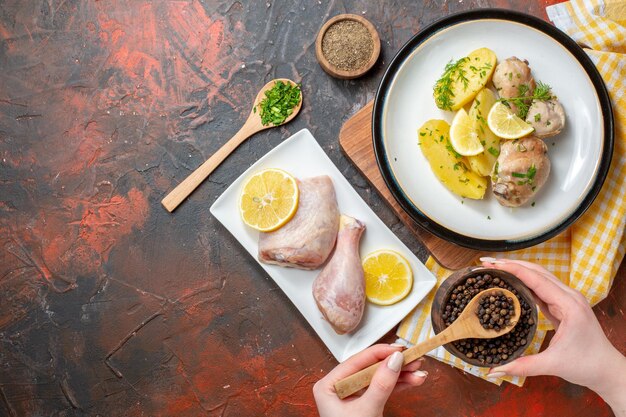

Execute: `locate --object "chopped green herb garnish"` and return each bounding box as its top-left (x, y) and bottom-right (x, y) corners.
top-left (491, 161), bottom-right (500, 182)
top-left (258, 81), bottom-right (301, 126)
top-left (511, 164), bottom-right (537, 185)
top-left (517, 84), bottom-right (530, 98)
top-left (433, 57), bottom-right (470, 110)
top-left (534, 113), bottom-right (541, 122)
top-left (420, 132), bottom-right (426, 136)
top-left (469, 62), bottom-right (492, 78)
top-left (498, 81), bottom-right (553, 119)
top-left (487, 147), bottom-right (499, 157)
top-left (531, 201), bottom-right (536, 207)
top-left (446, 141), bottom-right (462, 158)
top-left (453, 161), bottom-right (468, 172)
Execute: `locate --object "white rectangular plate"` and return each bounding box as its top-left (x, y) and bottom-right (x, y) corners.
top-left (210, 129), bottom-right (436, 361)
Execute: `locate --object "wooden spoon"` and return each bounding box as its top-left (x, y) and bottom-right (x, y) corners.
top-left (334, 288), bottom-right (521, 399)
top-left (161, 78), bottom-right (302, 212)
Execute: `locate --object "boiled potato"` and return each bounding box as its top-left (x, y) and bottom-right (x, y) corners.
top-left (418, 119), bottom-right (487, 199)
top-left (467, 88), bottom-right (501, 176)
top-left (434, 48), bottom-right (497, 111)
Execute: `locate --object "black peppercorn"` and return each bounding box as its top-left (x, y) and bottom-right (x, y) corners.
top-left (442, 273), bottom-right (534, 366)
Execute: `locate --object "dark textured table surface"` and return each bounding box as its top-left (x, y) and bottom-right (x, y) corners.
top-left (1, 1), bottom-right (624, 416)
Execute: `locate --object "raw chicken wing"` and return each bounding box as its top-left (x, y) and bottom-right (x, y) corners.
top-left (312, 215), bottom-right (366, 335)
top-left (258, 176), bottom-right (339, 270)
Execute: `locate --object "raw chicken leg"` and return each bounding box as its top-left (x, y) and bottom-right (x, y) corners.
top-left (312, 215), bottom-right (366, 335)
top-left (258, 176), bottom-right (340, 270)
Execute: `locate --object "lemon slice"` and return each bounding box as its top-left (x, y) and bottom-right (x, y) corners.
top-left (487, 102), bottom-right (535, 139)
top-left (239, 168), bottom-right (299, 232)
top-left (363, 250), bottom-right (413, 306)
top-left (450, 108), bottom-right (484, 156)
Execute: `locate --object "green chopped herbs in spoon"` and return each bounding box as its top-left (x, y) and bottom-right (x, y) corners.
top-left (256, 81), bottom-right (302, 126)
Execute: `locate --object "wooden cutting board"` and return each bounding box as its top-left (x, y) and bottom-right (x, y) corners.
top-left (339, 101), bottom-right (480, 270)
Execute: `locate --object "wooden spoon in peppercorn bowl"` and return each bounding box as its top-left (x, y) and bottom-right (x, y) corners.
top-left (161, 78), bottom-right (302, 212)
top-left (334, 288), bottom-right (521, 399)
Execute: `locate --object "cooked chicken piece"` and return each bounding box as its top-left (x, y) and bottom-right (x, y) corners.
top-left (526, 99), bottom-right (566, 138)
top-left (312, 215), bottom-right (366, 335)
top-left (492, 57), bottom-right (536, 115)
top-left (492, 136), bottom-right (550, 207)
top-left (258, 176), bottom-right (339, 270)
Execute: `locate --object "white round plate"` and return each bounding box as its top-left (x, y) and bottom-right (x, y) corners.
top-left (373, 10), bottom-right (613, 251)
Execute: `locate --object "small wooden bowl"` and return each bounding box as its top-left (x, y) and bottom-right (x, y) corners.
top-left (315, 14), bottom-right (381, 79)
top-left (431, 267), bottom-right (538, 367)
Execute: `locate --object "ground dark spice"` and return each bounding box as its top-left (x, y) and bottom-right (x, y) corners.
top-left (321, 20), bottom-right (373, 71)
top-left (442, 274), bottom-right (534, 365)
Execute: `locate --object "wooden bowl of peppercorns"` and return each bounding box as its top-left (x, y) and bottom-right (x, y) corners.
top-left (431, 268), bottom-right (538, 367)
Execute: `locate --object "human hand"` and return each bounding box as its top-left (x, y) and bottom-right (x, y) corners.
top-left (481, 258), bottom-right (626, 415)
top-left (313, 344), bottom-right (428, 417)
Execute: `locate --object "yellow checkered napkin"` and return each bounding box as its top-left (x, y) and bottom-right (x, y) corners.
top-left (397, 0), bottom-right (626, 386)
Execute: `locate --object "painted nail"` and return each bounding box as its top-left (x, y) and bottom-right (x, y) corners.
top-left (413, 370), bottom-right (428, 378)
top-left (487, 371), bottom-right (506, 378)
top-left (387, 351), bottom-right (404, 373)
top-left (479, 257), bottom-right (506, 264)
top-left (390, 343), bottom-right (406, 348)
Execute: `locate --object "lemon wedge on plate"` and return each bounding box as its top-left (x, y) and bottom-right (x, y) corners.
top-left (239, 168), bottom-right (299, 232)
top-left (487, 102), bottom-right (535, 139)
top-left (362, 250), bottom-right (413, 306)
top-left (450, 108), bottom-right (484, 156)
